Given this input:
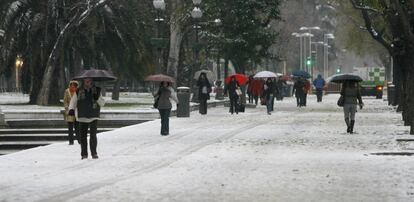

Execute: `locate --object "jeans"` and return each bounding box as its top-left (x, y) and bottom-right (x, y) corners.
top-left (343, 104), bottom-right (357, 120)
top-left (158, 108), bottom-right (171, 135)
top-left (79, 120), bottom-right (98, 156)
top-left (266, 95), bottom-right (274, 113)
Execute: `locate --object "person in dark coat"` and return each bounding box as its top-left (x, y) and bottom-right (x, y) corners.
top-left (341, 81), bottom-right (364, 134)
top-left (197, 73), bottom-right (211, 115)
top-left (313, 74), bottom-right (326, 102)
top-left (293, 78), bottom-right (305, 107)
top-left (247, 75), bottom-right (254, 104)
top-left (303, 79), bottom-right (311, 106)
top-left (227, 76), bottom-right (240, 114)
top-left (263, 78), bottom-right (275, 115)
top-left (275, 78), bottom-right (287, 101)
top-left (154, 81), bottom-right (179, 136)
top-left (69, 78), bottom-right (105, 159)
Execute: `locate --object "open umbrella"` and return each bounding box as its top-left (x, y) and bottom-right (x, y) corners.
top-left (225, 74), bottom-right (248, 86)
top-left (291, 70), bottom-right (311, 78)
top-left (144, 74), bottom-right (175, 83)
top-left (193, 69), bottom-right (215, 84)
top-left (328, 73), bottom-right (363, 83)
top-left (73, 69), bottom-right (117, 81)
top-left (254, 71), bottom-right (278, 78)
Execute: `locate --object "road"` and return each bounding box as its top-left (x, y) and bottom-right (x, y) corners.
top-left (0, 94), bottom-right (413, 202)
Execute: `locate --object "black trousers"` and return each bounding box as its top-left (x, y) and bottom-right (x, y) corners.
top-left (316, 88), bottom-right (323, 102)
top-left (67, 121), bottom-right (79, 144)
top-left (79, 120), bottom-right (98, 156)
top-left (229, 96), bottom-right (239, 114)
top-left (158, 108), bottom-right (171, 135)
top-left (199, 98), bottom-right (208, 114)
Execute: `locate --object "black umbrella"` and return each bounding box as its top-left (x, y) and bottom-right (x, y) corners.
top-left (328, 73), bottom-right (363, 83)
top-left (291, 70), bottom-right (311, 78)
top-left (73, 69), bottom-right (117, 81)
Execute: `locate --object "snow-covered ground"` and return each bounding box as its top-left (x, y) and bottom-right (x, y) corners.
top-left (0, 94), bottom-right (413, 202)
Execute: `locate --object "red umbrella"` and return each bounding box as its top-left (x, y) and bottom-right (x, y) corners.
top-left (144, 74), bottom-right (175, 83)
top-left (225, 74), bottom-right (248, 86)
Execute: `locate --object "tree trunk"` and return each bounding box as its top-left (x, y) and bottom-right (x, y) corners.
top-left (166, 0), bottom-right (184, 79)
top-left (112, 80), bottom-right (120, 101)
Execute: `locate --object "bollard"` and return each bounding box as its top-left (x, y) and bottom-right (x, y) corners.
top-left (387, 82), bottom-right (395, 106)
top-left (177, 87), bottom-right (191, 117)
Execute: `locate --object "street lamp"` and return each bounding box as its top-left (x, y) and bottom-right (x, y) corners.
top-left (292, 32), bottom-right (313, 71)
top-left (190, 0), bottom-right (203, 103)
top-left (311, 41), bottom-right (327, 77)
top-left (153, 0), bottom-right (166, 73)
top-left (15, 55), bottom-right (23, 91)
top-left (324, 33), bottom-right (335, 78)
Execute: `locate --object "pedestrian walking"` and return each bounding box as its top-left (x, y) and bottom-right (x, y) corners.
top-left (313, 74), bottom-right (326, 102)
top-left (227, 76), bottom-right (240, 114)
top-left (154, 81), bottom-right (179, 135)
top-left (303, 79), bottom-right (311, 106)
top-left (63, 80), bottom-right (79, 145)
top-left (197, 73), bottom-right (211, 115)
top-left (293, 78), bottom-right (305, 107)
top-left (263, 78), bottom-right (274, 115)
top-left (250, 79), bottom-right (263, 105)
top-left (69, 78), bottom-right (105, 159)
top-left (247, 75), bottom-right (254, 104)
top-left (275, 78), bottom-right (287, 101)
top-left (341, 81), bottom-right (364, 134)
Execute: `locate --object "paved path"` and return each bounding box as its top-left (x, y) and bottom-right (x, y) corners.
top-left (0, 94), bottom-right (413, 202)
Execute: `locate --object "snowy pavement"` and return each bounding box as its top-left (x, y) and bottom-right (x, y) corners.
top-left (1, 94), bottom-right (414, 202)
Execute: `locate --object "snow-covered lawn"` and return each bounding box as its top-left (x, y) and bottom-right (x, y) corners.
top-left (0, 94), bottom-right (413, 202)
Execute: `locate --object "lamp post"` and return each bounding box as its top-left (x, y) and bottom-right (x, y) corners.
top-left (292, 32), bottom-right (313, 71)
top-left (311, 41), bottom-right (327, 77)
top-left (324, 33), bottom-right (335, 78)
top-left (153, 0), bottom-right (166, 73)
top-left (15, 55), bottom-right (23, 91)
top-left (190, 0), bottom-right (203, 103)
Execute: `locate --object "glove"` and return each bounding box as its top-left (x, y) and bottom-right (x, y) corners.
top-left (68, 109), bottom-right (75, 116)
top-left (359, 103), bottom-right (364, 109)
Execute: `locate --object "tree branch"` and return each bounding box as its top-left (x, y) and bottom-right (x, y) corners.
top-left (349, 0), bottom-right (381, 13)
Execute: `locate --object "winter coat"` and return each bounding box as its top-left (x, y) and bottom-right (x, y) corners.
top-left (197, 79), bottom-right (211, 100)
top-left (250, 79), bottom-right (264, 97)
top-left (263, 80), bottom-right (275, 99)
top-left (69, 85), bottom-right (105, 123)
top-left (313, 75), bottom-right (326, 89)
top-left (341, 86), bottom-right (363, 105)
top-left (156, 86), bottom-right (179, 109)
top-left (63, 88), bottom-right (76, 122)
top-left (293, 80), bottom-right (305, 95)
top-left (227, 80), bottom-right (240, 98)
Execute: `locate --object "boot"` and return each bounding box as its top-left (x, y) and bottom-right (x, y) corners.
top-left (350, 120), bottom-right (355, 134)
top-left (345, 118), bottom-right (350, 133)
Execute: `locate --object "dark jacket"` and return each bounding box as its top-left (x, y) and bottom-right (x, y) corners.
top-left (293, 80), bottom-right (305, 95)
top-left (197, 79), bottom-right (211, 100)
top-left (156, 86), bottom-right (179, 109)
top-left (263, 80), bottom-right (275, 99)
top-left (228, 80), bottom-right (240, 98)
top-left (76, 86), bottom-right (101, 118)
top-left (341, 86), bottom-right (363, 105)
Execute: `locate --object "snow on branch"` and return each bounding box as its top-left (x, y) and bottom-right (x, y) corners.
top-left (349, 0), bottom-right (381, 13)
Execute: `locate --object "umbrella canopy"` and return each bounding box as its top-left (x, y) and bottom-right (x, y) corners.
top-left (144, 74), bottom-right (175, 83)
top-left (73, 69), bottom-right (117, 81)
top-left (328, 73), bottom-right (363, 83)
top-left (279, 75), bottom-right (291, 81)
top-left (291, 70), bottom-right (311, 78)
top-left (225, 74), bottom-right (248, 86)
top-left (254, 71), bottom-right (278, 78)
top-left (193, 69), bottom-right (216, 84)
